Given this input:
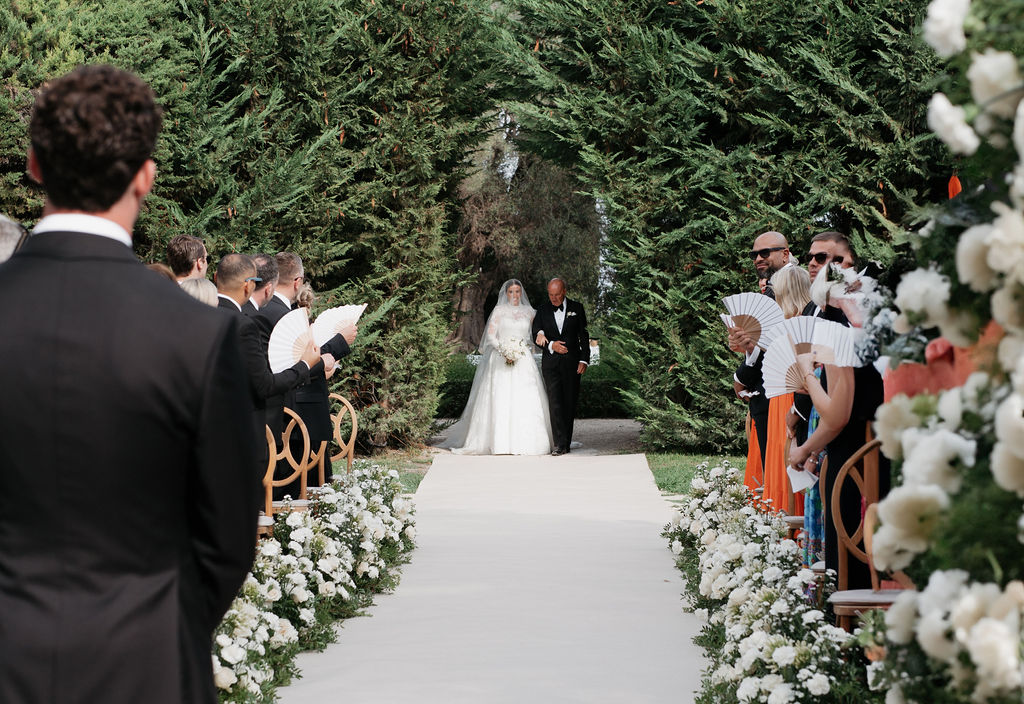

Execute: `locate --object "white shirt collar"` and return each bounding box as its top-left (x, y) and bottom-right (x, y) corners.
top-left (32, 214), bottom-right (132, 247)
top-left (274, 291), bottom-right (293, 308)
top-left (217, 293), bottom-right (242, 312)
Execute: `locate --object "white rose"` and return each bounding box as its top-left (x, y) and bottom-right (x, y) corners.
top-left (299, 608), bottom-right (315, 623)
top-left (927, 93), bottom-right (980, 155)
top-left (285, 512), bottom-right (303, 527)
top-left (992, 284), bottom-right (1024, 333)
top-left (737, 677), bottom-right (760, 702)
top-left (900, 427), bottom-right (976, 493)
top-left (215, 633), bottom-right (232, 648)
top-left (922, 0), bottom-right (970, 58)
top-left (367, 565), bottom-right (380, 580)
top-left (802, 609), bottom-right (824, 624)
top-left (877, 484), bottom-right (950, 541)
top-left (956, 223), bottom-right (998, 292)
top-left (670, 540), bottom-right (683, 555)
top-left (968, 49), bottom-right (1023, 121)
top-left (220, 644), bottom-right (246, 665)
top-left (999, 334), bottom-right (1024, 378)
top-left (991, 442), bottom-right (1024, 497)
top-left (766, 682), bottom-right (795, 704)
top-left (915, 609), bottom-right (957, 662)
top-left (996, 393), bottom-right (1024, 459)
top-left (884, 591), bottom-right (919, 644)
top-left (213, 665), bottom-right (238, 690)
top-left (951, 582), bottom-right (1003, 639)
top-left (936, 386), bottom-right (964, 427)
top-left (291, 587), bottom-right (309, 603)
top-left (404, 525), bottom-right (417, 540)
top-left (965, 618), bottom-right (1023, 691)
top-left (874, 394), bottom-right (921, 460)
top-left (806, 673), bottom-right (831, 696)
top-left (319, 581), bottom-right (337, 597)
top-left (771, 645), bottom-right (797, 667)
top-left (919, 569), bottom-right (970, 616)
top-left (259, 540), bottom-right (281, 557)
top-left (986, 203), bottom-right (1024, 287)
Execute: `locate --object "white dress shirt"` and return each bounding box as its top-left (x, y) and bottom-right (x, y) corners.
top-left (32, 213), bottom-right (132, 247)
top-left (273, 291), bottom-right (292, 309)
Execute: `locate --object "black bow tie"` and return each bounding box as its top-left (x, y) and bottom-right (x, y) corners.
top-left (555, 304), bottom-right (564, 312)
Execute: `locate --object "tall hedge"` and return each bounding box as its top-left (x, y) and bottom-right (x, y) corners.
top-left (506, 0), bottom-right (953, 451)
top-left (1, 0), bottom-right (506, 447)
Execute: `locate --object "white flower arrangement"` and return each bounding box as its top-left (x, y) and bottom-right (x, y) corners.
top-left (664, 462), bottom-right (865, 703)
top-left (922, 0), bottom-right (970, 58)
top-left (497, 337), bottom-right (530, 366)
top-left (213, 461), bottom-right (416, 703)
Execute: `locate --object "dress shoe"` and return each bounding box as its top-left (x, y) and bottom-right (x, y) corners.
top-left (551, 448), bottom-right (566, 456)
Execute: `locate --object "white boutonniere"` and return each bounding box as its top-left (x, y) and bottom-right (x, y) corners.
top-left (567, 311), bottom-right (577, 317)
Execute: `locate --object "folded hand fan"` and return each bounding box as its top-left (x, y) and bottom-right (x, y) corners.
top-left (311, 303), bottom-right (368, 347)
top-left (722, 292), bottom-right (785, 350)
top-left (268, 308), bottom-right (313, 373)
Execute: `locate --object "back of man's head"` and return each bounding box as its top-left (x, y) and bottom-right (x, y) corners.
top-left (30, 64), bottom-right (162, 212)
top-left (252, 254), bottom-right (279, 292)
top-left (167, 235), bottom-right (206, 277)
top-left (276, 252), bottom-right (303, 284)
top-left (215, 253), bottom-right (256, 291)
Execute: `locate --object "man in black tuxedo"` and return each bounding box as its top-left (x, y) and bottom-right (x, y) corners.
top-left (0, 65), bottom-right (259, 704)
top-left (215, 253), bottom-right (318, 470)
top-left (730, 230), bottom-right (791, 465)
top-left (258, 252), bottom-right (355, 493)
top-left (244, 253), bottom-right (278, 319)
top-left (532, 277), bottom-right (590, 455)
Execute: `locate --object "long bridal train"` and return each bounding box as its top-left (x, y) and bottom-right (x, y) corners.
top-left (443, 279), bottom-right (553, 456)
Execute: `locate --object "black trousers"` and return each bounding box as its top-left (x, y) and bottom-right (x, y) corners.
top-left (751, 410), bottom-right (768, 468)
top-left (542, 360), bottom-right (582, 452)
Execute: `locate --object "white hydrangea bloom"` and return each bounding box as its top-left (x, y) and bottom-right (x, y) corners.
top-left (985, 202), bottom-right (1024, 286)
top-left (991, 442), bottom-right (1024, 496)
top-left (894, 265), bottom-right (953, 327)
top-left (956, 223), bottom-right (998, 292)
top-left (967, 49), bottom-right (1023, 121)
top-left (922, 0), bottom-right (970, 57)
top-left (899, 427), bottom-right (976, 493)
top-left (874, 394), bottom-right (923, 460)
top-left (927, 93), bottom-right (980, 155)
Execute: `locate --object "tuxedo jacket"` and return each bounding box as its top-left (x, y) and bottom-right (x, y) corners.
top-left (531, 299), bottom-right (591, 369)
top-left (735, 351), bottom-right (769, 419)
top-left (255, 296), bottom-right (297, 438)
top-left (0, 231), bottom-right (259, 704)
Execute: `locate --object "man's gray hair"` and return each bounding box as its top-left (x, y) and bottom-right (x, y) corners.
top-left (547, 277), bottom-right (567, 288)
top-left (0, 215), bottom-right (28, 263)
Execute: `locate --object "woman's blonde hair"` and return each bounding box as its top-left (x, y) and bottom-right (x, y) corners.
top-left (771, 266), bottom-right (811, 319)
top-left (295, 282), bottom-right (315, 309)
top-left (179, 277), bottom-right (218, 307)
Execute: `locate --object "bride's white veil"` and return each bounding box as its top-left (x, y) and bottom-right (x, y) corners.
top-left (440, 279), bottom-right (536, 450)
top-left (479, 279), bottom-right (534, 355)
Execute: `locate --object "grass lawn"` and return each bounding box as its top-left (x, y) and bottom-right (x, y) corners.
top-left (647, 453), bottom-right (745, 494)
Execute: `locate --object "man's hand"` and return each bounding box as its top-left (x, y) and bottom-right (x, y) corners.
top-left (733, 380), bottom-right (748, 401)
top-left (300, 339), bottom-right (320, 369)
top-left (577, 362), bottom-right (587, 375)
top-left (339, 323), bottom-right (357, 345)
top-left (535, 331), bottom-right (548, 346)
top-left (728, 327), bottom-right (756, 354)
top-left (552, 341), bottom-right (568, 355)
top-left (322, 353), bottom-right (336, 372)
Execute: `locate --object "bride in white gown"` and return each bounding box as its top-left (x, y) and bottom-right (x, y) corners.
top-left (444, 280), bottom-right (553, 455)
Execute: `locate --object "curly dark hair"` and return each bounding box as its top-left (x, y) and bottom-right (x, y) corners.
top-left (30, 64), bottom-right (162, 212)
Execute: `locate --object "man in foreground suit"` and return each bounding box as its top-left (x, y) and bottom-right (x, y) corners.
top-left (0, 65), bottom-right (260, 704)
top-left (532, 277), bottom-right (590, 455)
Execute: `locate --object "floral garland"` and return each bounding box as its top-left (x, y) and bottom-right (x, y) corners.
top-left (664, 462), bottom-right (871, 703)
top-left (211, 461), bottom-right (416, 702)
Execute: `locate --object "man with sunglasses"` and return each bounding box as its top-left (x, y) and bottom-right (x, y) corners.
top-left (802, 231), bottom-right (855, 319)
top-left (729, 231), bottom-right (791, 465)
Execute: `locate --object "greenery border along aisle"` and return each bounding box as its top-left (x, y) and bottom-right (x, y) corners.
top-left (212, 461), bottom-right (416, 703)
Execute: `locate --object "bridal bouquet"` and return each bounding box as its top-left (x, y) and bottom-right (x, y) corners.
top-left (497, 338), bottom-right (529, 366)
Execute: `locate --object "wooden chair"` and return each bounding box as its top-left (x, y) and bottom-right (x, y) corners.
top-left (827, 503), bottom-right (913, 630)
top-left (257, 425), bottom-right (277, 538)
top-left (830, 437), bottom-right (880, 591)
top-left (266, 408), bottom-right (312, 513)
top-left (330, 393), bottom-right (358, 474)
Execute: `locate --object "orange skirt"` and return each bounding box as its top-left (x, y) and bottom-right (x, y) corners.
top-left (762, 394), bottom-right (803, 516)
top-left (743, 413), bottom-right (763, 494)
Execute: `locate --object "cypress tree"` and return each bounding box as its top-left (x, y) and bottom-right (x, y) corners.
top-left (507, 0), bottom-right (952, 450)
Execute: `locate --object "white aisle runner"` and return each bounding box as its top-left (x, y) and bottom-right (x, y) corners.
top-left (279, 453), bottom-right (704, 704)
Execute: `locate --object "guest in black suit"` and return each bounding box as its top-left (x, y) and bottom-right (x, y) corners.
top-left (167, 233), bottom-right (208, 283)
top-left (0, 65), bottom-right (258, 704)
top-left (244, 253), bottom-right (278, 319)
top-left (259, 252), bottom-right (355, 494)
top-left (215, 254), bottom-right (318, 472)
top-left (532, 277), bottom-right (590, 455)
top-left (730, 231), bottom-right (791, 466)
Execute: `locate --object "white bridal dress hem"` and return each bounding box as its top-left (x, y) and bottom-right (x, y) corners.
top-left (444, 305), bottom-right (553, 456)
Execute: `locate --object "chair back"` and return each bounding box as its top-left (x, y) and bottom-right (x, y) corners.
top-left (830, 436), bottom-right (881, 590)
top-left (330, 393), bottom-right (358, 472)
top-left (265, 408), bottom-right (311, 509)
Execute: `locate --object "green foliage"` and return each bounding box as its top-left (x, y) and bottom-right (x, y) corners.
top-left (647, 453), bottom-right (744, 494)
top-left (2, 0), bottom-right (507, 447)
top-left (506, 0), bottom-right (953, 451)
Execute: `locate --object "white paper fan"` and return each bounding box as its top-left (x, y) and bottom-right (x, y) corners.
top-left (721, 292), bottom-right (785, 349)
top-left (310, 303), bottom-right (367, 347)
top-left (762, 333), bottom-right (806, 398)
top-left (810, 318), bottom-right (858, 367)
top-left (268, 308), bottom-right (313, 373)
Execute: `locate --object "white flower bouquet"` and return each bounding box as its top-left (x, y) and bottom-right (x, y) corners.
top-left (497, 337), bottom-right (530, 366)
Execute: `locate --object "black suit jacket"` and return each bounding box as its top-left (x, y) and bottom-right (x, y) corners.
top-left (255, 295), bottom-right (298, 439)
top-left (531, 299), bottom-right (590, 369)
top-left (0, 231), bottom-right (259, 704)
top-left (736, 351), bottom-right (769, 419)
